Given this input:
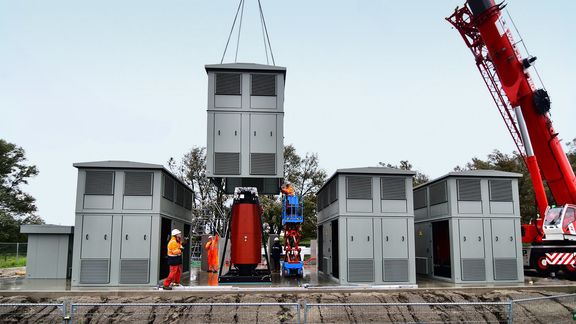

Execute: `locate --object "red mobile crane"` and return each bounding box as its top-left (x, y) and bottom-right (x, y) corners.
top-left (447, 0), bottom-right (576, 275)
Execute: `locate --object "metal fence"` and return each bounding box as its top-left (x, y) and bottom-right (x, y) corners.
top-left (0, 243), bottom-right (27, 267)
top-left (70, 302), bottom-right (301, 323)
top-left (303, 302), bottom-right (512, 323)
top-left (0, 303), bottom-right (65, 323)
top-left (1, 294), bottom-right (576, 323)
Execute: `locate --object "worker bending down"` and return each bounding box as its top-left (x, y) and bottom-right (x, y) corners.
top-left (163, 229), bottom-right (184, 290)
top-left (205, 234), bottom-right (219, 273)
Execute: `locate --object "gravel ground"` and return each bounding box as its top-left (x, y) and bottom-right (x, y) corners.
top-left (1, 288), bottom-right (576, 323)
top-left (0, 267), bottom-right (25, 279)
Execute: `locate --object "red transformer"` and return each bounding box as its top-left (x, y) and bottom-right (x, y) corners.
top-left (230, 194), bottom-right (263, 275)
top-left (447, 0), bottom-right (576, 276)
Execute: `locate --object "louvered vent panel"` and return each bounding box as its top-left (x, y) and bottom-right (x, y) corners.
top-left (250, 153), bottom-right (276, 175)
top-left (348, 259), bottom-right (374, 282)
top-left (461, 259), bottom-right (486, 281)
top-left (175, 184), bottom-right (184, 206)
top-left (163, 175), bottom-right (174, 201)
top-left (457, 179), bottom-right (481, 201)
top-left (416, 257), bottom-right (428, 274)
top-left (80, 259), bottom-right (110, 284)
top-left (429, 181), bottom-right (447, 205)
top-left (414, 189), bottom-right (427, 209)
top-left (490, 180), bottom-right (513, 202)
top-left (215, 73), bottom-right (241, 95)
top-left (120, 259), bottom-right (149, 284)
top-left (184, 190), bottom-right (192, 210)
top-left (494, 258), bottom-right (518, 280)
top-left (85, 171), bottom-right (114, 195)
top-left (383, 259), bottom-right (409, 282)
top-left (346, 177), bottom-right (372, 199)
top-left (124, 172), bottom-right (153, 196)
top-left (215, 153), bottom-right (240, 175)
top-left (251, 74), bottom-right (276, 96)
top-left (381, 177), bottom-right (406, 200)
top-left (329, 179), bottom-right (338, 203)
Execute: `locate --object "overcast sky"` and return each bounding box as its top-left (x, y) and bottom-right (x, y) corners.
top-left (2, 1), bottom-right (575, 225)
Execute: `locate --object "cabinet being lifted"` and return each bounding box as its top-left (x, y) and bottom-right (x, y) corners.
top-left (316, 167), bottom-right (417, 286)
top-left (205, 63), bottom-right (286, 194)
top-left (413, 170), bottom-right (524, 284)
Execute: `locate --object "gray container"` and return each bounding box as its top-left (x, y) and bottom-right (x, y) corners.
top-left (20, 225), bottom-right (74, 279)
top-left (316, 167), bottom-right (417, 285)
top-left (413, 170), bottom-right (524, 284)
top-left (205, 63), bottom-right (286, 194)
top-left (71, 161), bottom-right (193, 287)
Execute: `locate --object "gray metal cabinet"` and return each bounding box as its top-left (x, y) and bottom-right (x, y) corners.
top-left (382, 218), bottom-right (408, 259)
top-left (491, 219), bottom-right (516, 258)
top-left (81, 216), bottom-right (112, 259)
top-left (121, 215), bottom-right (152, 259)
top-left (214, 113), bottom-right (241, 152)
top-left (250, 114), bottom-right (277, 153)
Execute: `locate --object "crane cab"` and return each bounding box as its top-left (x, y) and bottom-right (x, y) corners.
top-left (543, 205), bottom-right (576, 241)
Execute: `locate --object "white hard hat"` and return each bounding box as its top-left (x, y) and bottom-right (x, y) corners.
top-left (171, 229), bottom-right (181, 236)
top-left (208, 235), bottom-right (213, 239)
top-left (274, 237), bottom-right (279, 241)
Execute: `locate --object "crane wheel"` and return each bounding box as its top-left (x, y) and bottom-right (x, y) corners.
top-left (534, 255), bottom-right (551, 276)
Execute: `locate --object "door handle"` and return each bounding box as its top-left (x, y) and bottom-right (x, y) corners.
top-left (270, 131), bottom-right (273, 136)
top-left (254, 131), bottom-right (257, 136)
top-left (144, 234), bottom-right (147, 241)
top-left (463, 236), bottom-right (467, 242)
top-left (495, 236), bottom-right (499, 242)
top-left (351, 236), bottom-right (354, 242)
top-left (367, 236), bottom-right (370, 242)
top-left (85, 234), bottom-right (89, 240)
top-left (104, 234), bottom-right (107, 240)
top-left (478, 236), bottom-right (482, 242)
top-left (218, 130), bottom-right (221, 135)
top-left (386, 236), bottom-right (389, 242)
top-left (510, 236), bottom-right (513, 242)
top-left (401, 236), bottom-right (405, 242)
top-left (126, 234), bottom-right (129, 240)
top-left (234, 130), bottom-right (237, 136)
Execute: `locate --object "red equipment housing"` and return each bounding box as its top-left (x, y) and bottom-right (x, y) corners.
top-left (230, 201), bottom-right (262, 275)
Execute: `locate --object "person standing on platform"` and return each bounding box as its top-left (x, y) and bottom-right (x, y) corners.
top-left (163, 229), bottom-right (184, 290)
top-left (205, 234), bottom-right (219, 273)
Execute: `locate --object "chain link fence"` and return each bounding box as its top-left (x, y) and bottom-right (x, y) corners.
top-left (0, 243), bottom-right (27, 268)
top-left (511, 293), bottom-right (576, 323)
top-left (0, 303), bottom-right (65, 323)
top-left (303, 302), bottom-right (512, 323)
top-left (70, 302), bottom-right (301, 323)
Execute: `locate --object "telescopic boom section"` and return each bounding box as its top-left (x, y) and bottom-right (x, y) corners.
top-left (447, 0), bottom-right (576, 211)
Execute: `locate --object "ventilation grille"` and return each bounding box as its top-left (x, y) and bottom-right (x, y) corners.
top-left (416, 257), bottom-right (428, 274)
top-left (414, 189), bottom-right (427, 209)
top-left (318, 178), bottom-right (339, 211)
top-left (348, 259), bottom-right (374, 282)
top-left (323, 258), bottom-right (329, 274)
top-left (215, 152), bottom-right (240, 175)
top-left (461, 259), bottom-right (486, 281)
top-left (494, 258), bottom-right (518, 280)
top-left (120, 259), bottom-right (149, 284)
top-left (124, 172), bottom-right (153, 196)
top-left (175, 184), bottom-right (184, 206)
top-left (215, 73), bottom-right (241, 95)
top-left (429, 181), bottom-right (447, 205)
top-left (163, 175), bottom-right (174, 201)
top-left (85, 171), bottom-right (114, 195)
top-left (346, 177), bottom-right (372, 199)
top-left (80, 259), bottom-right (110, 284)
top-left (329, 179), bottom-right (338, 203)
top-left (490, 180), bottom-right (513, 202)
top-left (383, 259), bottom-right (409, 282)
top-left (250, 153), bottom-right (276, 175)
top-left (381, 177), bottom-right (406, 200)
top-left (184, 190), bottom-right (192, 210)
top-left (457, 179), bottom-right (481, 201)
top-left (251, 74), bottom-right (276, 96)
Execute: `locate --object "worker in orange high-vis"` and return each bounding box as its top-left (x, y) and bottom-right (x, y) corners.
top-left (163, 229), bottom-right (184, 290)
top-left (281, 182), bottom-right (295, 196)
top-left (205, 234), bottom-right (219, 273)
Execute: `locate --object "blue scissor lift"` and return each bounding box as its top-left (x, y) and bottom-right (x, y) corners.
top-left (281, 195), bottom-right (304, 277)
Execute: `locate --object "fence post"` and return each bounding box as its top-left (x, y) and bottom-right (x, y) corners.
top-left (61, 301), bottom-right (70, 324)
top-left (303, 303), bottom-right (308, 324)
top-left (507, 300), bottom-right (514, 324)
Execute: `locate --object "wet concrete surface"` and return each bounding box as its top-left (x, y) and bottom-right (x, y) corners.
top-left (1, 265), bottom-right (575, 292)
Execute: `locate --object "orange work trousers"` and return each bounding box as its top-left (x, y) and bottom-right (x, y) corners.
top-left (164, 264), bottom-right (182, 287)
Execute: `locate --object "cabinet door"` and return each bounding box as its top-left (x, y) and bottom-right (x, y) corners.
top-left (347, 218), bottom-right (373, 259)
top-left (492, 219), bottom-right (517, 258)
top-left (121, 215), bottom-right (152, 259)
top-left (250, 114), bottom-right (277, 153)
top-left (81, 215), bottom-right (112, 259)
top-left (382, 218), bottom-right (408, 259)
top-left (459, 219), bottom-right (485, 259)
top-left (214, 113), bottom-right (241, 152)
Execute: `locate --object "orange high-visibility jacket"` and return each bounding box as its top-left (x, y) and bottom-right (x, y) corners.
top-left (167, 237), bottom-right (183, 257)
top-left (205, 235), bottom-right (219, 267)
top-left (282, 185), bottom-right (295, 196)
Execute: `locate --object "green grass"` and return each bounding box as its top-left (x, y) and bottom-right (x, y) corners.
top-left (0, 256), bottom-right (26, 268)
